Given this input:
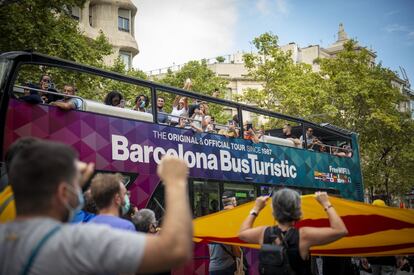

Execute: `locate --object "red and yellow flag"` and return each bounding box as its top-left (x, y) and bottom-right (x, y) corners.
top-left (193, 195), bottom-right (414, 256)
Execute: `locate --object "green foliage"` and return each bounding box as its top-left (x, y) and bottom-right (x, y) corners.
top-left (155, 60), bottom-right (231, 124)
top-left (0, 0), bottom-right (112, 66)
top-left (241, 32), bottom-right (414, 200)
top-left (1, 0), bottom-right (151, 107)
top-left (216, 56), bottom-right (225, 63)
top-left (240, 32), bottom-right (332, 121)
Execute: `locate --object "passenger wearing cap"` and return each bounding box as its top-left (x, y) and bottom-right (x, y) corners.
top-left (208, 191), bottom-right (242, 275)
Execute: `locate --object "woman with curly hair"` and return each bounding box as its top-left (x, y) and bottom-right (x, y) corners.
top-left (104, 91), bottom-right (124, 107)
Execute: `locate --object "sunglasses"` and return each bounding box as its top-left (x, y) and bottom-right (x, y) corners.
top-left (42, 79), bottom-right (51, 83)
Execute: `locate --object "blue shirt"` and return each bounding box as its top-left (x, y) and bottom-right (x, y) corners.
top-left (70, 210), bottom-right (96, 224)
top-left (88, 215), bottom-right (135, 231)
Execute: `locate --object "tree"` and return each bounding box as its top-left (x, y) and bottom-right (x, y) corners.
top-left (216, 56), bottom-right (225, 63)
top-left (240, 32), bottom-right (414, 201)
top-left (0, 0), bottom-right (112, 66)
top-left (0, 0), bottom-right (153, 106)
top-left (240, 33), bottom-right (332, 120)
top-left (155, 60), bottom-right (230, 124)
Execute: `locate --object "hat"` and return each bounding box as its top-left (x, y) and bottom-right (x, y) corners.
top-left (372, 199), bottom-right (386, 207)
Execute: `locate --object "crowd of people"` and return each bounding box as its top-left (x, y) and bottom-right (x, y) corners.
top-left (1, 138), bottom-right (412, 274)
top-left (17, 75), bottom-right (353, 155)
top-left (0, 137), bottom-right (193, 274)
top-left (282, 124), bottom-right (352, 157)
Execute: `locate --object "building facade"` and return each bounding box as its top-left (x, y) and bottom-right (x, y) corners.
top-left (147, 23), bottom-right (413, 118)
top-left (72, 0), bottom-right (139, 69)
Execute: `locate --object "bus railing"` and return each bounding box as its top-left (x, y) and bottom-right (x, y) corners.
top-left (12, 85), bottom-right (352, 156)
top-left (2, 52), bottom-right (356, 159)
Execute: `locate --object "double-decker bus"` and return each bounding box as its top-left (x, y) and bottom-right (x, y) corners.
top-left (0, 52), bottom-right (363, 274)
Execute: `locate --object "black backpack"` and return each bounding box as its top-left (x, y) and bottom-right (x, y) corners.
top-left (258, 227), bottom-right (295, 275)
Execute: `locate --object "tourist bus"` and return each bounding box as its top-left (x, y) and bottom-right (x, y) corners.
top-left (0, 51), bottom-right (363, 274)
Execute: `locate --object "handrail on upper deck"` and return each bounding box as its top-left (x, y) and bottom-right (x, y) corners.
top-left (1, 51), bottom-right (357, 158)
top-left (0, 51), bottom-right (355, 141)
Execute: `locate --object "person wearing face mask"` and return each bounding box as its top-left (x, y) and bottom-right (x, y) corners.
top-left (88, 173), bottom-right (135, 231)
top-left (0, 140), bottom-right (194, 274)
top-left (133, 94), bottom-right (149, 112)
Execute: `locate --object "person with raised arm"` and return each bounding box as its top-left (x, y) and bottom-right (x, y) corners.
top-left (239, 189), bottom-right (348, 275)
top-left (0, 140), bottom-right (193, 275)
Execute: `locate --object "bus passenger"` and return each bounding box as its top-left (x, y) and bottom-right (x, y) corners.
top-left (156, 96), bottom-right (169, 124)
top-left (243, 122), bottom-right (260, 143)
top-left (50, 84), bottom-right (82, 110)
top-left (134, 94), bottom-right (149, 112)
top-left (300, 127), bottom-right (322, 150)
top-left (218, 119), bottom-right (239, 138)
top-left (282, 124), bottom-right (302, 147)
top-left (89, 173), bottom-right (135, 231)
top-left (1, 140), bottom-right (193, 274)
top-left (333, 144), bottom-right (352, 158)
top-left (191, 103), bottom-right (208, 133)
top-left (20, 83), bottom-right (42, 104)
top-left (239, 189), bottom-right (348, 275)
top-left (104, 90), bottom-right (124, 107)
top-left (204, 116), bottom-right (217, 133)
top-left (170, 96), bottom-right (188, 126)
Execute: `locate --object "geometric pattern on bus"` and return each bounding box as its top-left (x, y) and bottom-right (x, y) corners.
top-left (5, 99), bottom-right (363, 209)
top-left (4, 99), bottom-right (364, 274)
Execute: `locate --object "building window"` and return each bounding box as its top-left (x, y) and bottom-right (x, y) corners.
top-left (71, 6), bottom-right (81, 21)
top-left (89, 6), bottom-right (93, 27)
top-left (118, 9), bottom-right (130, 32)
top-left (119, 51), bottom-right (132, 70)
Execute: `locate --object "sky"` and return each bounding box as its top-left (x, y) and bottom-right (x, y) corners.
top-left (132, 0), bottom-right (414, 83)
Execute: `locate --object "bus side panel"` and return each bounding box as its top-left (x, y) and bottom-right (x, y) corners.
top-left (5, 99), bottom-right (363, 206)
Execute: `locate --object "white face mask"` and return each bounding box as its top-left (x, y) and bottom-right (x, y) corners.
top-left (64, 184), bottom-right (84, 222)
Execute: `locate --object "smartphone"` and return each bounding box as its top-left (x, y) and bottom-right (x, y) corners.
top-left (246, 123), bottom-right (253, 130)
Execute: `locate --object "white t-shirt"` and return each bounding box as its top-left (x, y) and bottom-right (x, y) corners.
top-left (170, 106), bottom-right (188, 123)
top-left (0, 217), bottom-right (146, 275)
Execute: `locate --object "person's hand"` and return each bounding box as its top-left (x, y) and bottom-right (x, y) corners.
top-left (315, 191), bottom-right (330, 208)
top-left (253, 196), bottom-right (268, 212)
top-left (157, 156), bottom-right (188, 187)
top-left (77, 161), bottom-right (95, 187)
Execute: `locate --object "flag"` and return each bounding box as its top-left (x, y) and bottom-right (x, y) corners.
top-left (193, 195), bottom-right (414, 256)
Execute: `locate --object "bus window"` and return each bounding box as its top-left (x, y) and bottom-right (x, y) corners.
top-left (303, 123), bottom-right (353, 157)
top-left (242, 110), bottom-right (303, 148)
top-left (223, 183), bottom-right (256, 206)
top-left (193, 180), bottom-right (220, 217)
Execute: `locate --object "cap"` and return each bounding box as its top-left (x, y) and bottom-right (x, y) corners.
top-left (372, 199), bottom-right (386, 207)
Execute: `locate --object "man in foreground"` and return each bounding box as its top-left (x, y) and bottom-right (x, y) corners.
top-left (0, 140), bottom-right (193, 274)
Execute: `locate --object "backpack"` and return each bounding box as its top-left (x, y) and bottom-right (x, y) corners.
top-left (258, 226), bottom-right (296, 275)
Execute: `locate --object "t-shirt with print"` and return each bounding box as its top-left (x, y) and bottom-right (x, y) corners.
top-left (89, 214), bottom-right (136, 231)
top-left (0, 217), bottom-right (146, 275)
